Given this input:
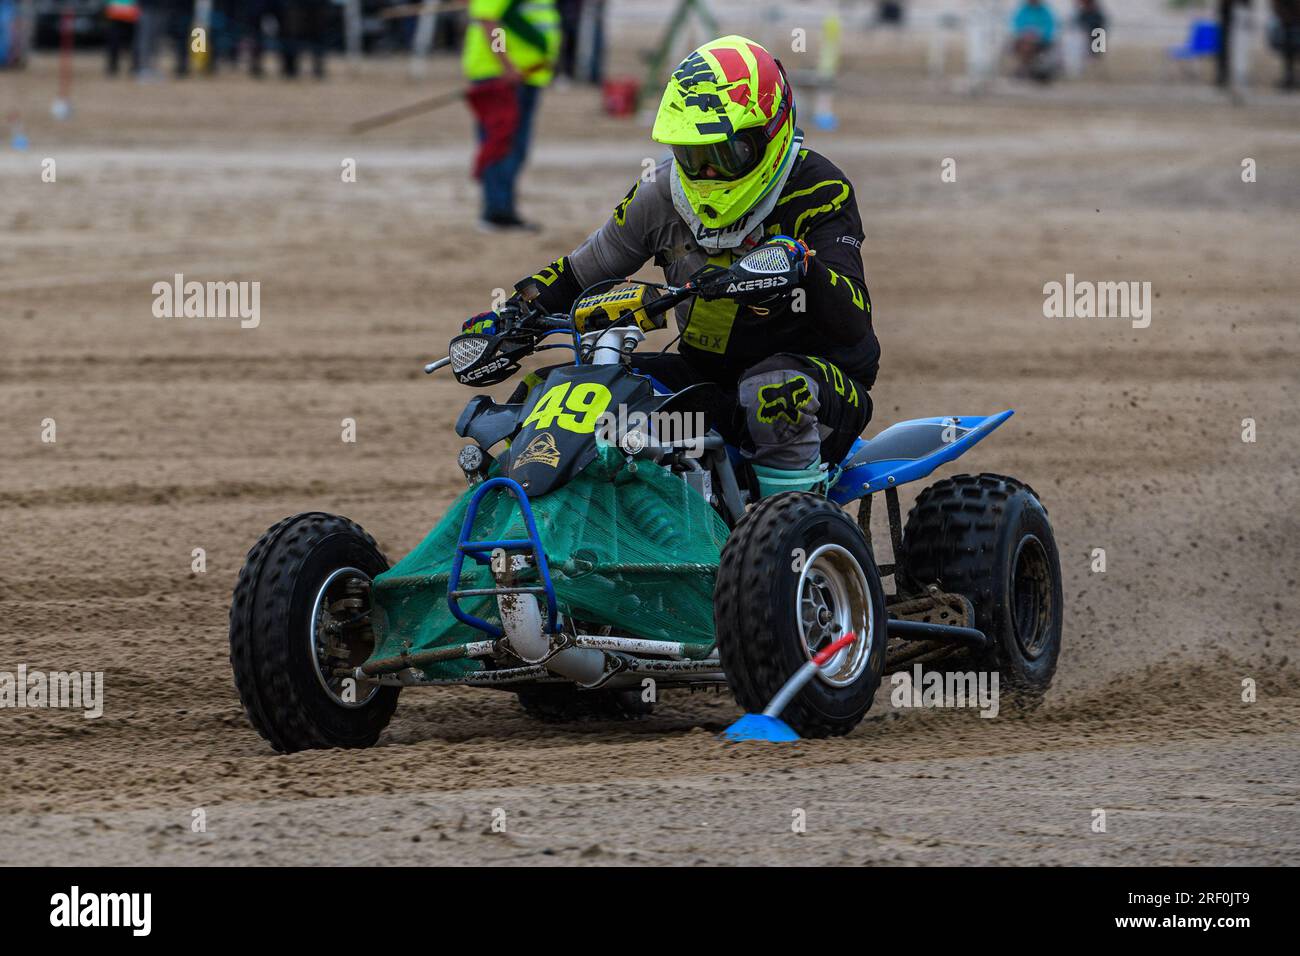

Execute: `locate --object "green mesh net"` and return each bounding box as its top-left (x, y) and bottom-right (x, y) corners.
top-left (367, 445), bottom-right (730, 680)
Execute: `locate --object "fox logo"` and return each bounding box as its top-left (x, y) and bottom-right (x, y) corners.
top-left (756, 376), bottom-right (812, 426)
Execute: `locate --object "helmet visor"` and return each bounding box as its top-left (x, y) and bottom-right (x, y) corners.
top-left (671, 130), bottom-right (764, 181)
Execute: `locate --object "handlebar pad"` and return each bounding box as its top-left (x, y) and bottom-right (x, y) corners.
top-left (572, 285), bottom-right (664, 333)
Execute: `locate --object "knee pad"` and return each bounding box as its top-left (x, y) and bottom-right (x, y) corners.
top-left (738, 366), bottom-right (822, 470)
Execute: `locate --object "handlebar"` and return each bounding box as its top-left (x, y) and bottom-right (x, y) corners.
top-left (639, 284), bottom-right (694, 319)
top-left (424, 281), bottom-right (698, 375)
top-left (531, 315), bottom-right (574, 332)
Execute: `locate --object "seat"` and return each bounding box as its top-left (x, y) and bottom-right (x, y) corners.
top-left (829, 411), bottom-right (1013, 504)
top-left (844, 419), bottom-right (963, 468)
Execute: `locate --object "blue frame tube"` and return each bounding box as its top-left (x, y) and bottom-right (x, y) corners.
top-left (446, 476), bottom-right (560, 638)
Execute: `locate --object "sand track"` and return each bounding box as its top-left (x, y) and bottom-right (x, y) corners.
top-left (1, 50), bottom-right (1297, 865)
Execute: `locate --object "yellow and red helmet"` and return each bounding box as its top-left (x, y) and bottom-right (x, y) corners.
top-left (652, 36), bottom-right (798, 232)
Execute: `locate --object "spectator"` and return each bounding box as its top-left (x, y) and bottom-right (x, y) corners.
top-left (0, 0), bottom-right (22, 67)
top-left (1011, 0), bottom-right (1057, 80)
top-left (105, 0), bottom-right (142, 76)
top-left (555, 0), bottom-right (605, 84)
top-left (583, 0), bottom-right (605, 84)
top-left (462, 0), bottom-right (561, 230)
top-left (1272, 0), bottom-right (1300, 89)
top-left (213, 0), bottom-right (243, 70)
top-left (164, 0), bottom-right (192, 77)
top-left (247, 0), bottom-right (284, 78)
top-left (282, 0), bottom-right (328, 79)
top-left (878, 1), bottom-right (905, 25)
top-left (1075, 0), bottom-right (1106, 53)
top-left (433, 2), bottom-right (467, 52)
top-left (556, 0), bottom-right (581, 82)
top-left (135, 0), bottom-right (164, 80)
top-left (1216, 0), bottom-right (1250, 88)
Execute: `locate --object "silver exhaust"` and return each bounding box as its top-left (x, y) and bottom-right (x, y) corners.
top-left (496, 555), bottom-right (606, 685)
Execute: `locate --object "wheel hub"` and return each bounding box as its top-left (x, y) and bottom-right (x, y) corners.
top-left (310, 567), bottom-right (380, 708)
top-left (1010, 534), bottom-right (1053, 660)
top-left (796, 545), bottom-right (874, 687)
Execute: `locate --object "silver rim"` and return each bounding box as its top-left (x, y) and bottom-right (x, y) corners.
top-left (796, 544), bottom-right (874, 687)
top-left (309, 566), bottom-right (380, 708)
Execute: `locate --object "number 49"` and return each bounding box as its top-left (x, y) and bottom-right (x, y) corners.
top-left (522, 382), bottom-right (612, 434)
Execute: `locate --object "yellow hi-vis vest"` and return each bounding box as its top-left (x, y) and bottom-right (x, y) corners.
top-left (462, 0), bottom-right (560, 87)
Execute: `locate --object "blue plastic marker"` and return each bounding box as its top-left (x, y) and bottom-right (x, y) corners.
top-left (723, 631), bottom-right (858, 742)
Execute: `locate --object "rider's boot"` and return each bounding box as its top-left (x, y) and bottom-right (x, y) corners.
top-left (751, 459), bottom-right (828, 498)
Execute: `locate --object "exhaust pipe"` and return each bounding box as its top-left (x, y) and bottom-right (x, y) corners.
top-left (497, 556), bottom-right (605, 684)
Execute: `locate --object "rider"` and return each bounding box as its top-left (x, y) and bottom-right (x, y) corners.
top-left (462, 35), bottom-right (880, 497)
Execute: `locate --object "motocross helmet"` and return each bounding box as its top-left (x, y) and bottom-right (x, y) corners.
top-left (652, 36), bottom-right (800, 243)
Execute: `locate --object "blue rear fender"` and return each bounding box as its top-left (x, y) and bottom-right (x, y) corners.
top-left (828, 410), bottom-right (1015, 505)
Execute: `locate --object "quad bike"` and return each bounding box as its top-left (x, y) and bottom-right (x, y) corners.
top-left (229, 246), bottom-right (1063, 752)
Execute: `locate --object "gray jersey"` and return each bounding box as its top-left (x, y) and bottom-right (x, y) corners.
top-left (521, 149), bottom-right (879, 387)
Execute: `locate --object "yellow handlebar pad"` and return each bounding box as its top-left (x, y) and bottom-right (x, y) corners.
top-left (572, 285), bottom-right (664, 333)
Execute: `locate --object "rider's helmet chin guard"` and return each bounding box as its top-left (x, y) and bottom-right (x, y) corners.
top-left (652, 35), bottom-right (798, 233)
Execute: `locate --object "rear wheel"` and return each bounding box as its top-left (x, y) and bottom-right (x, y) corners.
top-left (229, 513), bottom-right (399, 753)
top-left (514, 685), bottom-right (654, 722)
top-left (714, 493), bottom-right (887, 738)
top-left (899, 474), bottom-right (1063, 703)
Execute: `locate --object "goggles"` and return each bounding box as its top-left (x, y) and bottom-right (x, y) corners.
top-left (671, 129), bottom-right (766, 181)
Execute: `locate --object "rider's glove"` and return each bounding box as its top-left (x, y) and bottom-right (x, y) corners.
top-left (461, 311), bottom-right (498, 336)
top-left (762, 235), bottom-right (813, 279)
top-left (461, 297), bottom-right (531, 337)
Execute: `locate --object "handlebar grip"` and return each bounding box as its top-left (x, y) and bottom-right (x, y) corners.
top-left (642, 286), bottom-right (693, 317)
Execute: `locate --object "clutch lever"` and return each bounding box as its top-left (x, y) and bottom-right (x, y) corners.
top-left (424, 356), bottom-right (452, 374)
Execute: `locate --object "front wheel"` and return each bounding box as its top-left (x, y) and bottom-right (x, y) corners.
top-left (229, 513), bottom-right (399, 753)
top-left (714, 493), bottom-right (887, 738)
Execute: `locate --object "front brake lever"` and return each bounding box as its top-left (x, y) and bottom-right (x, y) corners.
top-left (689, 264), bottom-right (735, 301)
top-left (424, 356), bottom-right (452, 374)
